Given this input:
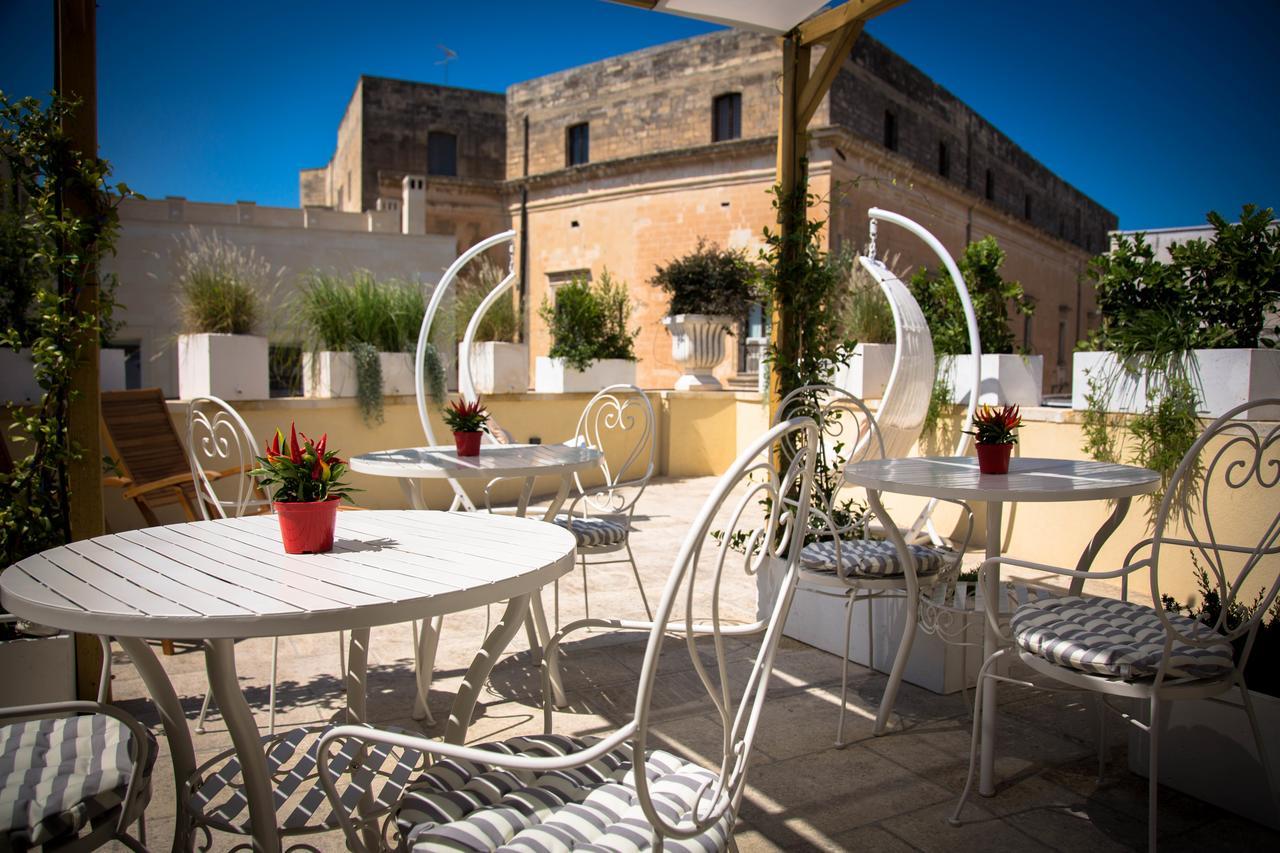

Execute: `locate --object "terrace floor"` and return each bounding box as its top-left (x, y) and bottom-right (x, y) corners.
top-left (105, 477), bottom-right (1278, 852)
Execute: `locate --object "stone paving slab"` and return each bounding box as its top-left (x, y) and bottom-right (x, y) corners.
top-left (101, 477), bottom-right (1277, 851)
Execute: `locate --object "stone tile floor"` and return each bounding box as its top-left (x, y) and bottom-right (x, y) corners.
top-left (105, 477), bottom-right (1278, 851)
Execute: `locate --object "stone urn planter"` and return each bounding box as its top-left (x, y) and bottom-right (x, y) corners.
top-left (1072, 348), bottom-right (1280, 419)
top-left (942, 353), bottom-right (1043, 407)
top-left (662, 314), bottom-right (735, 391)
top-left (535, 357), bottom-right (636, 393)
top-left (460, 342), bottom-right (530, 395)
top-left (179, 333), bottom-right (270, 400)
top-left (833, 342), bottom-right (896, 399)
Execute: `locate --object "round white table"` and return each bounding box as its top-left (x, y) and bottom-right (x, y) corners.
top-left (843, 456), bottom-right (1159, 797)
top-left (0, 510), bottom-right (576, 853)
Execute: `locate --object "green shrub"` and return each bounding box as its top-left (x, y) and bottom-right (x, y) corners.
top-left (651, 240), bottom-right (757, 317)
top-left (174, 228), bottom-right (274, 335)
top-left (538, 270), bottom-right (637, 371)
top-left (454, 255), bottom-right (518, 343)
top-left (909, 235), bottom-right (1033, 356)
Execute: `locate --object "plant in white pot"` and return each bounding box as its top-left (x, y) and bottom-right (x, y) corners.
top-left (455, 256), bottom-right (527, 394)
top-left (651, 240), bottom-right (756, 391)
top-left (296, 270), bottom-right (444, 424)
top-left (175, 228), bottom-right (274, 401)
top-left (535, 271), bottom-right (638, 392)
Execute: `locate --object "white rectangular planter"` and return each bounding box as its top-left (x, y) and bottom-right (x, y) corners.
top-left (1128, 689), bottom-right (1280, 830)
top-left (303, 351), bottom-right (356, 398)
top-left (379, 352), bottom-right (416, 397)
top-left (783, 584), bottom-right (983, 695)
top-left (0, 632), bottom-right (76, 705)
top-left (534, 357), bottom-right (636, 393)
top-left (2, 348), bottom-right (131, 402)
top-left (178, 333), bottom-right (269, 401)
top-left (833, 343), bottom-right (895, 399)
top-left (1072, 348), bottom-right (1280, 419)
top-left (942, 354), bottom-right (1043, 407)
top-left (461, 342), bottom-right (530, 395)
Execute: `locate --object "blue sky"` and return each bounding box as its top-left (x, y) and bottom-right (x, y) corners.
top-left (2, 1), bottom-right (1276, 231)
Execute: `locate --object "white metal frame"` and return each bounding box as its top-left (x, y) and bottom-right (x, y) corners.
top-left (951, 398), bottom-right (1280, 850)
top-left (553, 383), bottom-right (657, 627)
top-left (317, 417), bottom-right (820, 852)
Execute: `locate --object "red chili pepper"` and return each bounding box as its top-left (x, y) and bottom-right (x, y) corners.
top-left (315, 433), bottom-right (327, 457)
top-left (289, 423), bottom-right (303, 464)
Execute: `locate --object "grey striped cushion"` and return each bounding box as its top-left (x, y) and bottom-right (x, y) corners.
top-left (397, 733), bottom-right (731, 851)
top-left (553, 515), bottom-right (630, 548)
top-left (800, 539), bottom-right (950, 578)
top-left (1011, 595), bottom-right (1235, 680)
top-left (0, 713), bottom-right (150, 848)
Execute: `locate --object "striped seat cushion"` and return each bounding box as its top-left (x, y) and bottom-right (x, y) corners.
top-left (397, 733), bottom-right (731, 851)
top-left (1011, 595), bottom-right (1235, 680)
top-left (0, 713), bottom-right (152, 849)
top-left (553, 515), bottom-right (630, 549)
top-left (800, 539), bottom-right (951, 578)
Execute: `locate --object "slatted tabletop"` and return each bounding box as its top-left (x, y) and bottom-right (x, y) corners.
top-left (0, 511), bottom-right (577, 640)
top-left (349, 443), bottom-right (601, 480)
top-left (844, 456), bottom-right (1160, 502)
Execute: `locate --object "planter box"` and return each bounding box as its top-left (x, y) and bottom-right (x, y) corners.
top-left (1128, 688), bottom-right (1280, 830)
top-left (379, 352), bottom-right (416, 397)
top-left (0, 631), bottom-right (76, 705)
top-left (942, 354), bottom-right (1043, 407)
top-left (460, 342), bottom-right (529, 395)
top-left (534, 357), bottom-right (636, 393)
top-left (303, 351), bottom-right (355, 398)
top-left (833, 343), bottom-right (896, 399)
top-left (662, 314), bottom-right (734, 391)
top-left (178, 333), bottom-right (269, 401)
top-left (783, 583), bottom-right (983, 695)
top-left (1, 348), bottom-right (131, 402)
top-left (1072, 348), bottom-right (1280, 419)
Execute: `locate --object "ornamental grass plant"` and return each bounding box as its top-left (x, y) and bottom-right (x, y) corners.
top-left (174, 227), bottom-right (277, 335)
top-left (454, 256), bottom-right (518, 343)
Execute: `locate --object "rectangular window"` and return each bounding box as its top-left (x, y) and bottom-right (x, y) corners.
top-left (1024, 193), bottom-right (1033, 220)
top-left (712, 92), bottom-right (742, 142)
top-left (883, 110), bottom-right (898, 151)
top-left (547, 269), bottom-right (591, 300)
top-left (938, 141), bottom-right (950, 178)
top-left (427, 131), bottom-right (457, 176)
top-left (985, 169), bottom-right (994, 201)
top-left (566, 123), bottom-right (589, 167)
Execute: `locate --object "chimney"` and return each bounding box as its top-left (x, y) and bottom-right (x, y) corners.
top-left (401, 174), bottom-right (426, 235)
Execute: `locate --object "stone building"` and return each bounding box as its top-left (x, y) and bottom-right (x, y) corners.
top-left (304, 29), bottom-right (1117, 392)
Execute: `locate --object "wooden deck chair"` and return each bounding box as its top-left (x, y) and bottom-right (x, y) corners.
top-left (101, 388), bottom-right (206, 527)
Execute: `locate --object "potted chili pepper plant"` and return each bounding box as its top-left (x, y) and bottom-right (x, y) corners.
top-left (443, 397), bottom-right (490, 456)
top-left (965, 404), bottom-right (1023, 474)
top-left (250, 423), bottom-right (357, 553)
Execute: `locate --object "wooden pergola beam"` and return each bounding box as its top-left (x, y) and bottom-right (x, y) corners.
top-left (797, 0), bottom-right (907, 46)
top-left (797, 20), bottom-right (863, 127)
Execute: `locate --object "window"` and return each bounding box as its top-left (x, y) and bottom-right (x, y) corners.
top-left (427, 131), bottom-right (457, 176)
top-left (1024, 193), bottom-right (1033, 220)
top-left (547, 269), bottom-right (591, 300)
top-left (883, 110), bottom-right (898, 151)
top-left (712, 92), bottom-right (742, 142)
top-left (566, 123), bottom-right (589, 167)
top-left (985, 169), bottom-right (994, 201)
top-left (938, 141), bottom-right (950, 178)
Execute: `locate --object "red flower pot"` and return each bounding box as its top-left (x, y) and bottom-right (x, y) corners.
top-left (454, 430), bottom-right (482, 457)
top-left (976, 442), bottom-right (1013, 475)
top-left (274, 497), bottom-right (339, 554)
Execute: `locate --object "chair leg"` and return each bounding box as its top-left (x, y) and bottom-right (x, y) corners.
top-left (875, 590), bottom-right (919, 736)
top-left (1096, 695), bottom-right (1109, 783)
top-left (161, 639), bottom-right (175, 656)
top-left (553, 578), bottom-right (560, 633)
top-left (580, 555), bottom-right (591, 623)
top-left (195, 688), bottom-right (213, 734)
top-left (624, 541), bottom-right (652, 620)
top-left (1239, 681), bottom-right (1280, 823)
top-left (835, 592), bottom-right (856, 749)
top-left (949, 649), bottom-right (1004, 826)
top-left (269, 637), bottom-right (279, 736)
top-left (338, 629), bottom-right (346, 681)
top-left (1147, 696), bottom-right (1161, 852)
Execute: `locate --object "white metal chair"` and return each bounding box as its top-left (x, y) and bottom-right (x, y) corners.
top-left (951, 398), bottom-right (1280, 851)
top-left (315, 416), bottom-right (819, 852)
top-left (185, 396), bottom-right (349, 734)
top-left (0, 699), bottom-right (154, 852)
top-left (551, 384), bottom-right (656, 628)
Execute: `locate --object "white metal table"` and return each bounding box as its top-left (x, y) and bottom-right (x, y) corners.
top-left (350, 442), bottom-right (601, 716)
top-left (843, 456), bottom-right (1159, 797)
top-left (0, 510), bottom-right (576, 853)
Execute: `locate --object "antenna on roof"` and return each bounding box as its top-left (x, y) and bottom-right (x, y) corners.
top-left (435, 44), bottom-right (457, 85)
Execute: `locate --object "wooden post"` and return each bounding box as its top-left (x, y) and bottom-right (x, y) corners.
top-left (55, 0), bottom-right (106, 702)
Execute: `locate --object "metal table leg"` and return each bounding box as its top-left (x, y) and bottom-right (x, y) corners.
top-left (411, 616), bottom-right (442, 723)
top-left (444, 594), bottom-right (532, 744)
top-left (979, 501), bottom-right (1004, 797)
top-left (1070, 497), bottom-right (1132, 595)
top-left (116, 637), bottom-right (196, 853)
top-left (867, 489), bottom-right (920, 736)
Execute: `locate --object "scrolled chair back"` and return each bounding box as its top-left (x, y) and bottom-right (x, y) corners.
top-left (629, 415), bottom-right (818, 841)
top-left (772, 384), bottom-right (883, 541)
top-left (1148, 398), bottom-right (1280, 682)
top-left (571, 383), bottom-right (655, 514)
top-left (186, 396), bottom-right (270, 520)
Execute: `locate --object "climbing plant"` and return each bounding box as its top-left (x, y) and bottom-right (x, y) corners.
top-left (0, 93), bottom-right (128, 567)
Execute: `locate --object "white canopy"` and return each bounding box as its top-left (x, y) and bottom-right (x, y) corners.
top-left (611, 1), bottom-right (832, 35)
